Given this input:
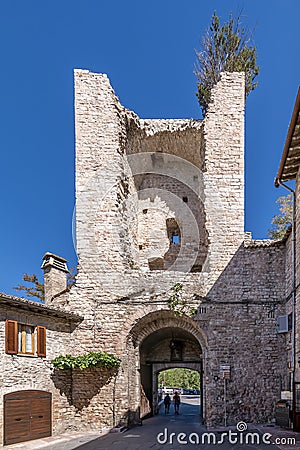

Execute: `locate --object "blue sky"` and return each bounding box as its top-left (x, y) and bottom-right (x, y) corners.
top-left (0, 0), bottom-right (299, 296)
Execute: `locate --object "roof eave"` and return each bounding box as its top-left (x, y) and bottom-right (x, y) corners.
top-left (0, 292), bottom-right (83, 322)
top-left (275, 87), bottom-right (300, 187)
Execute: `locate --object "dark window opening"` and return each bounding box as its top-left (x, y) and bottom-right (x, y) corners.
top-left (182, 196), bottom-right (188, 203)
top-left (191, 264), bottom-right (202, 273)
top-left (143, 209), bottom-right (148, 214)
top-left (288, 312), bottom-right (293, 331)
top-left (139, 245), bottom-right (143, 250)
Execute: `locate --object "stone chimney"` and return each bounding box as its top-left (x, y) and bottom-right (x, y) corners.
top-left (41, 252), bottom-right (68, 305)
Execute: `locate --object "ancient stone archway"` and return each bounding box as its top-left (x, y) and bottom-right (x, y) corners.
top-left (127, 311), bottom-right (206, 423)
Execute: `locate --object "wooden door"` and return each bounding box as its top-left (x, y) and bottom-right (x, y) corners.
top-left (4, 390), bottom-right (51, 445)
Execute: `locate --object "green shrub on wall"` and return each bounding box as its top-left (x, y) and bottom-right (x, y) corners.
top-left (51, 351), bottom-right (121, 370)
top-left (168, 283), bottom-right (196, 316)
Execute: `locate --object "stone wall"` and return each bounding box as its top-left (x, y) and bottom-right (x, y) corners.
top-left (72, 70), bottom-right (246, 295)
top-left (196, 299), bottom-right (286, 424)
top-left (276, 170), bottom-right (300, 395)
top-left (60, 69), bottom-right (288, 430)
top-left (74, 70), bottom-right (133, 290)
top-left (282, 232), bottom-right (293, 384)
top-left (0, 68), bottom-right (295, 443)
top-left (0, 303), bottom-right (78, 442)
top-left (65, 246), bottom-right (287, 429)
top-left (294, 169), bottom-right (300, 384)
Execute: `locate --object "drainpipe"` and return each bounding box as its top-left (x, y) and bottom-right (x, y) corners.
top-left (277, 181), bottom-right (296, 407)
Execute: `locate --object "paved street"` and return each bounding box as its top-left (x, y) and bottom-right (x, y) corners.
top-left (44, 396), bottom-right (287, 450)
top-left (6, 396), bottom-right (299, 450)
top-left (73, 395), bottom-right (205, 449)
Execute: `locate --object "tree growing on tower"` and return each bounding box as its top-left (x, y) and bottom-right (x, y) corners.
top-left (195, 11), bottom-right (259, 116)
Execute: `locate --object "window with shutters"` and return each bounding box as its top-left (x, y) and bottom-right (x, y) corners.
top-left (5, 320), bottom-right (46, 357)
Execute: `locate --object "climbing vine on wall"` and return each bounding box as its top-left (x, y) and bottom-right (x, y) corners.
top-left (167, 283), bottom-right (196, 316)
top-left (51, 351), bottom-right (121, 370)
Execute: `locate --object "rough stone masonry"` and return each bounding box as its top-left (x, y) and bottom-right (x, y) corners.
top-left (46, 70), bottom-right (288, 431)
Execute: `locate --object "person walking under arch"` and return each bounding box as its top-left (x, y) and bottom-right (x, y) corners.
top-left (173, 391), bottom-right (181, 415)
top-left (164, 393), bottom-right (171, 414)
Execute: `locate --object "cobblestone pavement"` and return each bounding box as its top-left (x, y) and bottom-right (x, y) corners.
top-left (3, 396), bottom-right (300, 450)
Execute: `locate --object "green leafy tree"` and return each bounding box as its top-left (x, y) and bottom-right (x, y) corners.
top-left (195, 11), bottom-right (259, 115)
top-left (14, 273), bottom-right (45, 301)
top-left (268, 194), bottom-right (293, 239)
top-left (158, 368), bottom-right (200, 390)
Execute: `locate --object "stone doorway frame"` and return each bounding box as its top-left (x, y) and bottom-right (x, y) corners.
top-left (128, 310), bottom-right (207, 424)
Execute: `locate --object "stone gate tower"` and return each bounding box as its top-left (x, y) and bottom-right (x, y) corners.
top-left (63, 70), bottom-right (286, 430)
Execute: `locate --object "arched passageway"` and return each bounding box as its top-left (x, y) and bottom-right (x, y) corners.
top-left (125, 310), bottom-right (207, 426)
top-left (139, 324), bottom-right (203, 422)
